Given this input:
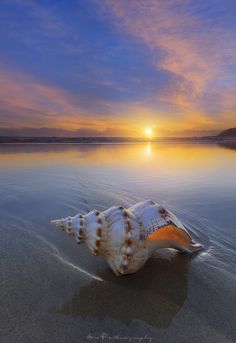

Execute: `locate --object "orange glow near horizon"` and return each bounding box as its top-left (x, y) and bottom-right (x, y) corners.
top-left (0, 67), bottom-right (235, 137)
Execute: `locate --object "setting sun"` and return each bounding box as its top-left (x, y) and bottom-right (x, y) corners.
top-left (145, 128), bottom-right (153, 136)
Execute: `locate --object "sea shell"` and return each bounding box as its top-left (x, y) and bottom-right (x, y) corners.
top-left (51, 200), bottom-right (202, 275)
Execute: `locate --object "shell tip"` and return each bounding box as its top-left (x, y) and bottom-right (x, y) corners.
top-left (50, 219), bottom-right (61, 228)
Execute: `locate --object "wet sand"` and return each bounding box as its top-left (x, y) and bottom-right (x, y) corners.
top-left (0, 143), bottom-right (236, 342)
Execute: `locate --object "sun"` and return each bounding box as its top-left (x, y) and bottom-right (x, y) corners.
top-left (145, 128), bottom-right (153, 136)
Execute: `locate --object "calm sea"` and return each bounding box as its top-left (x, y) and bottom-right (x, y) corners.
top-left (0, 142), bottom-right (235, 342)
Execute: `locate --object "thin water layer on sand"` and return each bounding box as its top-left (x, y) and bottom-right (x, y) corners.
top-left (0, 143), bottom-right (236, 343)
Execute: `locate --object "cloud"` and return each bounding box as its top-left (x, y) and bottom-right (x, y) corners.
top-left (0, 66), bottom-right (149, 135)
top-left (0, 66), bottom-right (94, 129)
top-left (100, 0), bottom-right (236, 122)
top-left (103, 1), bottom-right (231, 83)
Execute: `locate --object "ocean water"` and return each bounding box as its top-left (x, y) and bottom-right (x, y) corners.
top-left (0, 142), bottom-right (235, 343)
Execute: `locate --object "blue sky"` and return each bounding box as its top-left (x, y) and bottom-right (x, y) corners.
top-left (0, 0), bottom-right (236, 136)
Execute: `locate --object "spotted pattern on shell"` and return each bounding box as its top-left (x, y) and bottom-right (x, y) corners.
top-left (51, 200), bottom-right (203, 276)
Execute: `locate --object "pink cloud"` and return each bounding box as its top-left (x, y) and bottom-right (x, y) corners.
top-left (0, 66), bottom-right (92, 129)
top-left (101, 0), bottom-right (236, 121)
top-left (0, 66), bottom-right (146, 134)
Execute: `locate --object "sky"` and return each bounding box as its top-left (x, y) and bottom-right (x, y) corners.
top-left (0, 0), bottom-right (236, 137)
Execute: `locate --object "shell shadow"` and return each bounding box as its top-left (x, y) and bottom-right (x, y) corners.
top-left (60, 252), bottom-right (194, 328)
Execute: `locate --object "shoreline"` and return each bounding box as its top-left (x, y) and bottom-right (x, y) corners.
top-left (1, 136), bottom-right (236, 144)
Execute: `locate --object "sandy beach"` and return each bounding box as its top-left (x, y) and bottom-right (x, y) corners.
top-left (0, 142), bottom-right (235, 342)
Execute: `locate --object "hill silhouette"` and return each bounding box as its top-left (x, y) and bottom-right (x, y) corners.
top-left (218, 127), bottom-right (236, 137)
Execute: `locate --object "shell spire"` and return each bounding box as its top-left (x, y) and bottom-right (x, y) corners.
top-left (51, 200), bottom-right (202, 276)
top-left (50, 213), bottom-right (86, 243)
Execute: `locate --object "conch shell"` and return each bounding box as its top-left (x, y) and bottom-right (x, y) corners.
top-left (51, 200), bottom-right (202, 275)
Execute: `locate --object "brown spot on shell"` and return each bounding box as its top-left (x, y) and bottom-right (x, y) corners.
top-left (95, 240), bottom-right (101, 248)
top-left (95, 211), bottom-right (100, 216)
top-left (96, 228), bottom-right (102, 237)
top-left (97, 218), bottom-right (102, 224)
top-left (125, 238), bottom-right (132, 246)
top-left (93, 248), bottom-right (98, 255)
top-left (80, 220), bottom-right (83, 226)
top-left (159, 207), bottom-right (168, 217)
top-left (126, 221), bottom-right (132, 232)
top-left (79, 214), bottom-right (83, 219)
top-left (123, 210), bottom-right (128, 218)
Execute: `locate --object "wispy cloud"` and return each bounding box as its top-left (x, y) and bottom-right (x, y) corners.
top-left (0, 66), bottom-right (91, 129)
top-left (100, 0), bottom-right (236, 125)
top-left (0, 66), bottom-right (145, 135)
top-left (103, 0), bottom-right (234, 86)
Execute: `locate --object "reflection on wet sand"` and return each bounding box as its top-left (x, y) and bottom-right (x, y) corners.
top-left (60, 253), bottom-right (194, 328)
top-left (218, 141), bottom-right (236, 151)
top-left (1, 142), bottom-right (236, 171)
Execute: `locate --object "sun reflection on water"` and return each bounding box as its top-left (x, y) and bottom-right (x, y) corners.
top-left (145, 142), bottom-right (152, 157)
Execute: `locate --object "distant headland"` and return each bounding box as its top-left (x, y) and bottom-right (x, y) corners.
top-left (217, 127), bottom-right (236, 137)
